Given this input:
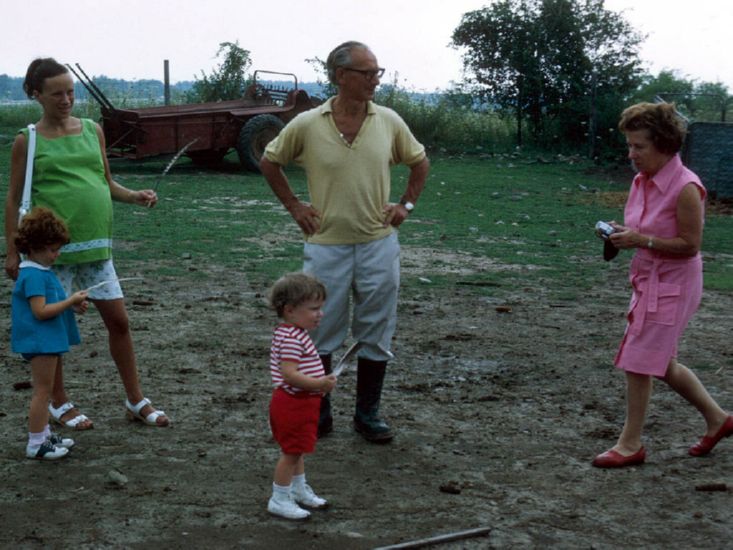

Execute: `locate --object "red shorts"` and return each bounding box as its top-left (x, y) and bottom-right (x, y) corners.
top-left (269, 387), bottom-right (321, 454)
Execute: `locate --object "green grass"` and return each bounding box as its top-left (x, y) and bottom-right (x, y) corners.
top-left (0, 119), bottom-right (730, 298)
top-left (0, 103), bottom-right (100, 134)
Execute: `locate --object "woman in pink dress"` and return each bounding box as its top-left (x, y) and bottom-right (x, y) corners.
top-left (593, 102), bottom-right (733, 468)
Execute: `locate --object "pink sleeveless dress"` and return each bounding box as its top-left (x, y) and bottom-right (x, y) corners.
top-left (614, 155), bottom-right (706, 377)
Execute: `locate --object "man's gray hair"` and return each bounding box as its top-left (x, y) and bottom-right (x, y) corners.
top-left (326, 41), bottom-right (370, 85)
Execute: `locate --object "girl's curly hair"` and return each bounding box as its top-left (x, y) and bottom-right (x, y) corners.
top-left (268, 272), bottom-right (326, 317)
top-left (15, 207), bottom-right (70, 254)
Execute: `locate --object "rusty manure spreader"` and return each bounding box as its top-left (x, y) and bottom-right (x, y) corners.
top-left (68, 64), bottom-right (318, 172)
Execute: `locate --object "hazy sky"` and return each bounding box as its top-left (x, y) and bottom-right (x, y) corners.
top-left (1, 0), bottom-right (731, 91)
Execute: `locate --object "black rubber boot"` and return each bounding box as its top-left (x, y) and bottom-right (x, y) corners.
top-left (354, 357), bottom-right (393, 443)
top-left (317, 354), bottom-right (333, 438)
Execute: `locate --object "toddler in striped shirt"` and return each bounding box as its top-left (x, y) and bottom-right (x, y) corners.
top-left (266, 272), bottom-right (337, 520)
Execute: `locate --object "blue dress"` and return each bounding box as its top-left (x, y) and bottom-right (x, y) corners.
top-left (11, 261), bottom-right (81, 355)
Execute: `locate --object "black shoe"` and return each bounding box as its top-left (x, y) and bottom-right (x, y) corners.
top-left (354, 412), bottom-right (393, 443)
top-left (354, 357), bottom-right (394, 443)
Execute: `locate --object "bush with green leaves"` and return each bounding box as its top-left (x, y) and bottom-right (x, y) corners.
top-left (186, 41), bottom-right (252, 103)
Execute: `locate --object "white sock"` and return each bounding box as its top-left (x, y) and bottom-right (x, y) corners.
top-left (292, 473), bottom-right (306, 490)
top-left (42, 424), bottom-right (51, 438)
top-left (28, 431), bottom-right (46, 448)
top-left (272, 482), bottom-right (291, 501)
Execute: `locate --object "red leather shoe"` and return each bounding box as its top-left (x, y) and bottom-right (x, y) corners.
top-left (689, 415), bottom-right (733, 457)
top-left (592, 447), bottom-right (646, 468)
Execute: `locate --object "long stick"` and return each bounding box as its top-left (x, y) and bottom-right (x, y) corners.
top-left (374, 527), bottom-right (492, 550)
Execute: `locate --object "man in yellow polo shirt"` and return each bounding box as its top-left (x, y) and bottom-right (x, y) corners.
top-left (261, 40), bottom-right (429, 443)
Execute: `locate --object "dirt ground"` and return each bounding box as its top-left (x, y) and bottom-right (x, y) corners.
top-left (1, 244), bottom-right (732, 549)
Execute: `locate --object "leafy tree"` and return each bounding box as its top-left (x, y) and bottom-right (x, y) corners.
top-left (187, 41), bottom-right (252, 103)
top-left (693, 81), bottom-right (732, 122)
top-left (452, 0), bottom-right (643, 154)
top-left (632, 70), bottom-right (695, 109)
top-left (633, 72), bottom-right (731, 122)
top-left (451, 0), bottom-right (535, 145)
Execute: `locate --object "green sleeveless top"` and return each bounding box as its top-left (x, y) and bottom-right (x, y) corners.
top-left (22, 118), bottom-right (113, 265)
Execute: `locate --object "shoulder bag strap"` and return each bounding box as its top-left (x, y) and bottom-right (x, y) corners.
top-left (19, 123), bottom-right (37, 224)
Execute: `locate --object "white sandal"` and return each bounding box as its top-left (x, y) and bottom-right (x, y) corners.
top-left (125, 398), bottom-right (170, 427)
top-left (48, 402), bottom-right (94, 430)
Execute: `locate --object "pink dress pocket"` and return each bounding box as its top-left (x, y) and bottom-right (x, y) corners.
top-left (645, 282), bottom-right (681, 326)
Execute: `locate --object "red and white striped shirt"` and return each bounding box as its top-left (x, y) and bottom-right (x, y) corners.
top-left (270, 323), bottom-right (325, 395)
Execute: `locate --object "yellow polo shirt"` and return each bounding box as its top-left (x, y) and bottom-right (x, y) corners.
top-left (264, 97), bottom-right (425, 245)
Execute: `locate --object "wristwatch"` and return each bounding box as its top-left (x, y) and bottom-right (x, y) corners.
top-left (399, 198), bottom-right (415, 213)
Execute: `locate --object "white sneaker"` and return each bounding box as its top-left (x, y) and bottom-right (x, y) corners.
top-left (267, 495), bottom-right (310, 520)
top-left (47, 432), bottom-right (75, 449)
top-left (292, 483), bottom-right (328, 509)
top-left (26, 441), bottom-right (69, 460)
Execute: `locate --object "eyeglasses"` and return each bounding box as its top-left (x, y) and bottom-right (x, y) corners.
top-left (342, 67), bottom-right (385, 80)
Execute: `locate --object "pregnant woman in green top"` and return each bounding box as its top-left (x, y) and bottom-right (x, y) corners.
top-left (4, 58), bottom-right (170, 428)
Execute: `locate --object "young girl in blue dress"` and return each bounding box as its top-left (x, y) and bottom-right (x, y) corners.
top-left (11, 208), bottom-right (89, 459)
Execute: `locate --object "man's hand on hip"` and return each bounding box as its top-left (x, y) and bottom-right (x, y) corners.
top-left (383, 203), bottom-right (409, 228)
top-left (290, 202), bottom-right (321, 235)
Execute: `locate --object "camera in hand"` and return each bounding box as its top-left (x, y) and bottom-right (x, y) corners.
top-left (595, 221), bottom-right (619, 261)
top-left (595, 221), bottom-right (616, 240)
